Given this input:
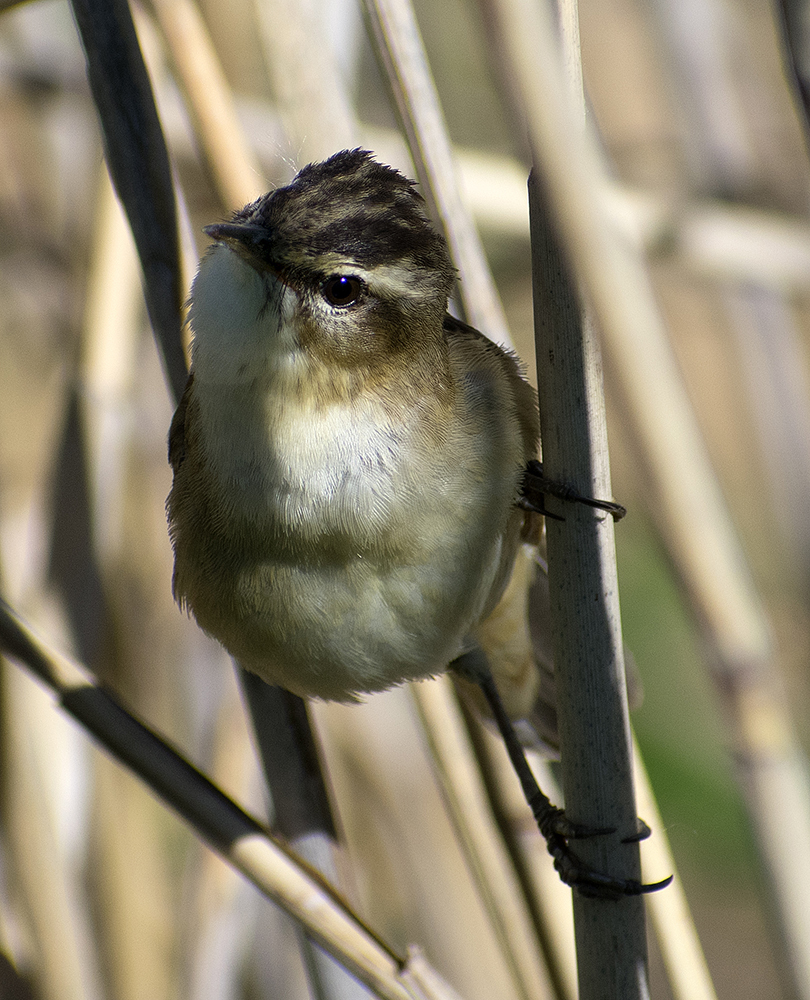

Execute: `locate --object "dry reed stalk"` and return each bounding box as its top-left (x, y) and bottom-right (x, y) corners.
top-left (529, 167), bottom-right (650, 997)
top-left (253, 0), bottom-right (357, 160)
top-left (80, 168), bottom-right (142, 571)
top-left (486, 0), bottom-right (810, 994)
top-left (411, 677), bottom-right (556, 1000)
top-left (548, 4), bottom-right (717, 996)
top-left (79, 166), bottom-right (180, 1000)
top-left (632, 738), bottom-right (719, 1000)
top-left (0, 599), bottom-right (468, 1000)
top-left (146, 0), bottom-right (264, 207)
top-left (362, 0), bottom-right (511, 348)
top-left (468, 722), bottom-right (578, 1000)
top-left (1, 662), bottom-right (93, 1000)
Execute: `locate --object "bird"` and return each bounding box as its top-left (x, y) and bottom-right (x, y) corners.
top-left (167, 148), bottom-right (664, 897)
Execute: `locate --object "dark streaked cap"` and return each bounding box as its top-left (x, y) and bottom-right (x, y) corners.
top-left (209, 150), bottom-right (455, 294)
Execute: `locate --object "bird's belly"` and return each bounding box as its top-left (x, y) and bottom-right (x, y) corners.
top-left (223, 545), bottom-right (494, 700)
top-left (188, 486), bottom-right (508, 698)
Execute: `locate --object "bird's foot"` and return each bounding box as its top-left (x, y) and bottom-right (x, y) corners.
top-left (521, 459), bottom-right (626, 521)
top-left (458, 654), bottom-right (669, 899)
top-left (529, 794), bottom-right (672, 900)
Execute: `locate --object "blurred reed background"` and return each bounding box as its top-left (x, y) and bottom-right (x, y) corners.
top-left (1, 0), bottom-right (810, 998)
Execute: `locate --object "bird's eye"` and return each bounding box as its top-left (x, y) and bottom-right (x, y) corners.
top-left (322, 275), bottom-right (363, 307)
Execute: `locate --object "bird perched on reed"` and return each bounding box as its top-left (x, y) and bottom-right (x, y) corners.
top-left (168, 149), bottom-right (664, 897)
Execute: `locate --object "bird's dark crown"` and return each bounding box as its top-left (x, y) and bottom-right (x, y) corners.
top-left (227, 150), bottom-right (456, 293)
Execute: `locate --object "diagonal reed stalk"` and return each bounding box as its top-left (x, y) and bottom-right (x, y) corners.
top-left (0, 597), bottom-right (469, 1000)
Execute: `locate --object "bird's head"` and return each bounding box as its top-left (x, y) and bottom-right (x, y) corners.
top-left (189, 150), bottom-right (456, 390)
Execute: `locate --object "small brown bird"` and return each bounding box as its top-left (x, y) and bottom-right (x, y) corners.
top-left (168, 149), bottom-right (660, 897)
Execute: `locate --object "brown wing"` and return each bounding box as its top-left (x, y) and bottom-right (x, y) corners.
top-left (442, 316), bottom-right (559, 745)
top-left (442, 313), bottom-right (539, 464)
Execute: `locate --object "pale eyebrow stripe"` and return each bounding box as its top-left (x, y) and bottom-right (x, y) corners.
top-left (323, 262), bottom-right (437, 301)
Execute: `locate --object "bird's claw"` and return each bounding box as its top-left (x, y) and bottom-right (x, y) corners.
top-left (529, 794), bottom-right (671, 899)
top-left (622, 817), bottom-right (653, 843)
top-left (521, 459), bottom-right (626, 521)
top-left (549, 835), bottom-right (674, 899)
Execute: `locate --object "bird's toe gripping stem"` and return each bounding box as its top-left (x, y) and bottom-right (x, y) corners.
top-left (520, 459), bottom-right (626, 521)
top-left (529, 789), bottom-right (672, 899)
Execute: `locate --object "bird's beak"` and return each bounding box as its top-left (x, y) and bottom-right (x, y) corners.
top-left (204, 222), bottom-right (280, 278)
top-left (204, 222), bottom-right (267, 245)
